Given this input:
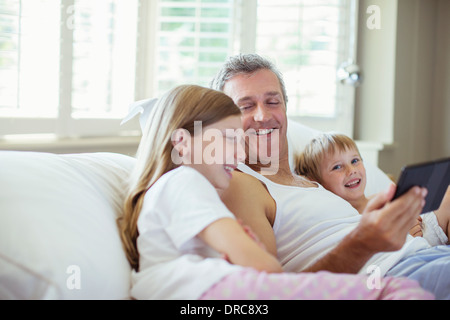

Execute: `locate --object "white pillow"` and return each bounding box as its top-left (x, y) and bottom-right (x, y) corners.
top-left (287, 119), bottom-right (393, 196)
top-left (0, 152), bottom-right (136, 299)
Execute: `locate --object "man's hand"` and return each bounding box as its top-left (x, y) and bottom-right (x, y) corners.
top-left (356, 184), bottom-right (427, 253)
top-left (305, 184), bottom-right (427, 274)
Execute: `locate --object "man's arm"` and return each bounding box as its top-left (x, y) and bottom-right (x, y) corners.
top-left (304, 184), bottom-right (427, 273)
top-left (220, 171), bottom-right (278, 257)
top-left (222, 173), bottom-right (426, 274)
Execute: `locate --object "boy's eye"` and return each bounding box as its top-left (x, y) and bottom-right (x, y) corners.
top-left (351, 158), bottom-right (360, 164)
top-left (332, 165), bottom-right (342, 170)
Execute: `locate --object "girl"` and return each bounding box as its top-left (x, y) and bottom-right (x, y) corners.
top-left (117, 85), bottom-right (433, 300)
top-left (295, 132), bottom-right (449, 246)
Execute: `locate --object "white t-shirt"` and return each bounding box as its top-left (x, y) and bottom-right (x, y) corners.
top-left (131, 166), bottom-right (242, 300)
top-left (237, 163), bottom-right (431, 276)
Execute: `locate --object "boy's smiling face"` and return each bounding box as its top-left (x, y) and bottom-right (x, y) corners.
top-left (319, 147), bottom-right (367, 203)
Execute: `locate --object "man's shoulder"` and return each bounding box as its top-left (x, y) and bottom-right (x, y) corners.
top-left (232, 169), bottom-right (265, 188)
top-left (226, 169), bottom-right (273, 203)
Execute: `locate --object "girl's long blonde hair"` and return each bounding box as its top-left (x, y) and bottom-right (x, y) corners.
top-left (117, 85), bottom-right (241, 271)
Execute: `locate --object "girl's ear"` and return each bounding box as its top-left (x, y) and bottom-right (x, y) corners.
top-left (171, 129), bottom-right (192, 164)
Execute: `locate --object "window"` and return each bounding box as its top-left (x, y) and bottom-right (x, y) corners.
top-left (0, 0), bottom-right (357, 139)
top-left (254, 0), bottom-right (358, 135)
top-left (154, 0), bottom-right (235, 96)
top-left (71, 0), bottom-right (137, 119)
top-left (150, 0), bottom-right (358, 136)
top-left (0, 0), bottom-right (138, 137)
top-left (0, 0), bottom-right (60, 119)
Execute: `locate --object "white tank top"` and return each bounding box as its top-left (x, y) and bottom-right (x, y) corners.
top-left (237, 163), bottom-right (430, 275)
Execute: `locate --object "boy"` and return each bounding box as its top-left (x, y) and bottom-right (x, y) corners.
top-left (295, 132), bottom-right (449, 246)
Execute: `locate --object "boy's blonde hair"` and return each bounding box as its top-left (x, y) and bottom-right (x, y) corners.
top-left (295, 132), bottom-right (361, 183)
top-left (117, 85), bottom-right (241, 271)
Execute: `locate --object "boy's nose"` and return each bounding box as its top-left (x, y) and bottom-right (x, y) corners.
top-left (347, 166), bottom-right (357, 175)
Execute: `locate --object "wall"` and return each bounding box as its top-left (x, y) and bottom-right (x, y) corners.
top-left (431, 0), bottom-right (450, 160)
top-left (354, 0), bottom-right (397, 145)
top-left (355, 0), bottom-right (450, 178)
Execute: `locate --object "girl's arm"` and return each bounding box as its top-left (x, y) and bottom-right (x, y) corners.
top-left (198, 218), bottom-right (283, 273)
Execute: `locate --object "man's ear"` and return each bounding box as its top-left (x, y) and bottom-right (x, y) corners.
top-left (171, 128), bottom-right (192, 164)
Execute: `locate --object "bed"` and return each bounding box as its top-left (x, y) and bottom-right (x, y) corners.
top-left (0, 120), bottom-right (392, 299)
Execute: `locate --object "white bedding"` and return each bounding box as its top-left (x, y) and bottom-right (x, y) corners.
top-left (0, 120), bottom-right (393, 299)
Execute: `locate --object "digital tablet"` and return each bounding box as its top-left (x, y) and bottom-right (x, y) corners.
top-left (393, 157), bottom-right (450, 213)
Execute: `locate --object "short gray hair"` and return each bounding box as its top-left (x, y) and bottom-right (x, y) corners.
top-left (210, 53), bottom-right (288, 105)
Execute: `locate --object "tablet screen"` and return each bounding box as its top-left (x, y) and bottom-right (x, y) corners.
top-left (393, 157), bottom-right (450, 213)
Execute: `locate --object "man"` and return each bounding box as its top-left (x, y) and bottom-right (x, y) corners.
top-left (211, 53), bottom-right (450, 299)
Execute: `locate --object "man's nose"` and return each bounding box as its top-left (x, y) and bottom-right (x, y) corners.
top-left (253, 104), bottom-right (270, 122)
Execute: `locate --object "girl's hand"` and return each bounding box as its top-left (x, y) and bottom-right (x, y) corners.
top-left (409, 216), bottom-right (423, 238)
top-left (237, 219), bottom-right (267, 251)
top-left (220, 253), bottom-right (231, 263)
top-left (198, 218), bottom-right (283, 273)
top-left (221, 220), bottom-right (267, 263)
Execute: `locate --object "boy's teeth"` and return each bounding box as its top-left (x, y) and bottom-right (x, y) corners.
top-left (345, 180), bottom-right (360, 187)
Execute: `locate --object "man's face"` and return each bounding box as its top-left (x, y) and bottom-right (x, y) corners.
top-left (222, 69), bottom-right (288, 168)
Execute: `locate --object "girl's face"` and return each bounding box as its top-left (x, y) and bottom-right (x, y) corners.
top-left (188, 115), bottom-right (246, 192)
top-left (319, 147), bottom-right (367, 203)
